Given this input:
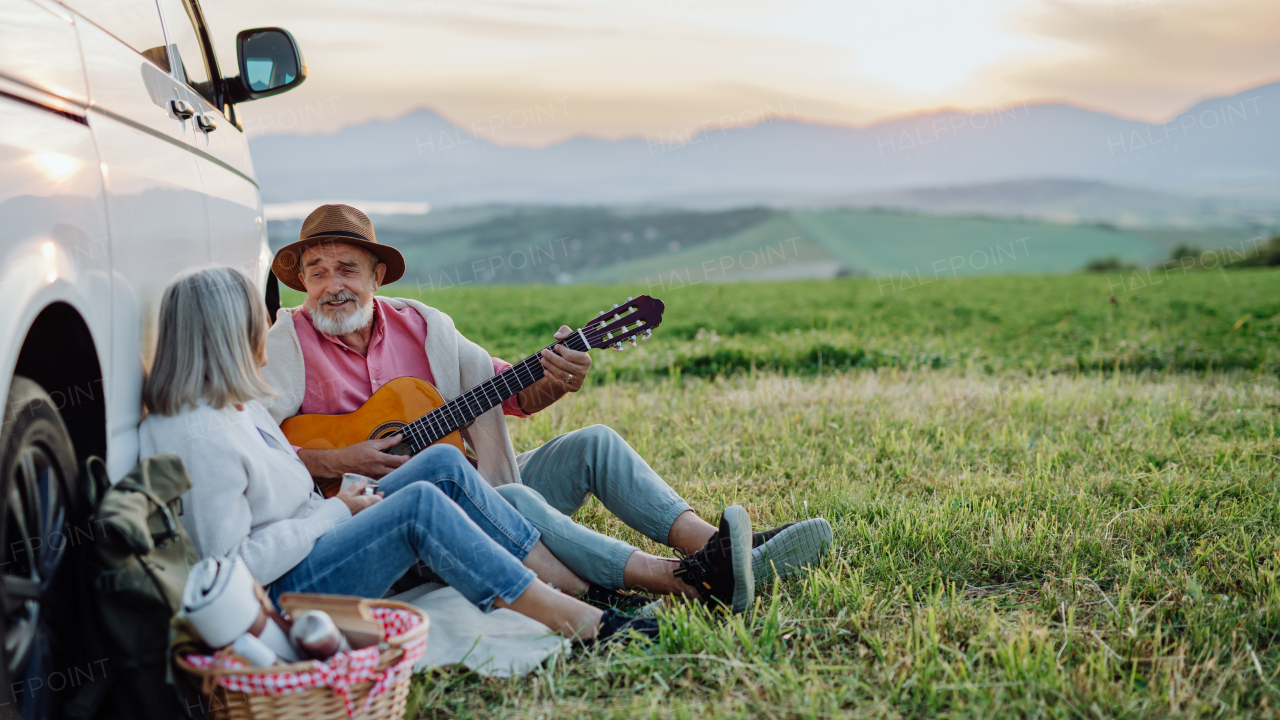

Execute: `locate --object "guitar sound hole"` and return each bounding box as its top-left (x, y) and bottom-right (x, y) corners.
top-left (370, 421), bottom-right (415, 456)
top-left (370, 421), bottom-right (408, 440)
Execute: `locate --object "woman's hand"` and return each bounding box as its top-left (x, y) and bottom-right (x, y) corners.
top-left (336, 477), bottom-right (383, 515)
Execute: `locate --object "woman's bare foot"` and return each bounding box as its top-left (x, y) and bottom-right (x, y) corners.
top-left (496, 579), bottom-right (604, 640)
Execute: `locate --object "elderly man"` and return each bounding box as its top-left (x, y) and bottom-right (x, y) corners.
top-left (260, 204), bottom-right (830, 613)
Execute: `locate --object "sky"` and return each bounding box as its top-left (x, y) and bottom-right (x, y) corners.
top-left (199, 0), bottom-right (1280, 146)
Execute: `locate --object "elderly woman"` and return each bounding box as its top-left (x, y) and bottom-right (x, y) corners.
top-left (137, 266), bottom-right (651, 643)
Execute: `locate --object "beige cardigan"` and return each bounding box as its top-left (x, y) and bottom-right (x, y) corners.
top-left (258, 298), bottom-right (523, 487)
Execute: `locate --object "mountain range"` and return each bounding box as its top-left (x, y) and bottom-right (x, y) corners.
top-left (249, 81), bottom-right (1280, 226)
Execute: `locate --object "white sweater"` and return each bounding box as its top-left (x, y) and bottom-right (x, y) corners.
top-left (138, 400), bottom-right (352, 585)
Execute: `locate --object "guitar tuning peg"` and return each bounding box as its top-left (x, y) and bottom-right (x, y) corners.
top-left (629, 337), bottom-right (637, 348)
top-left (612, 303), bottom-right (619, 309)
top-left (626, 296), bottom-right (633, 302)
top-left (643, 329), bottom-right (653, 339)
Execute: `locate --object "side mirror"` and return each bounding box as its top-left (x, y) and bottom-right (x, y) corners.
top-left (227, 27), bottom-right (306, 103)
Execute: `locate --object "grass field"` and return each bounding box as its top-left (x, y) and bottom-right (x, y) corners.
top-left (278, 272), bottom-right (1279, 718)
top-left (401, 370), bottom-right (1280, 718)
top-left (279, 269), bottom-right (1280, 376)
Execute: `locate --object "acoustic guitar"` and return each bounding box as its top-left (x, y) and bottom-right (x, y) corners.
top-left (281, 295), bottom-right (665, 494)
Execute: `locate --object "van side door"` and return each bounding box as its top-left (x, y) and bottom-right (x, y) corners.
top-left (154, 0), bottom-right (267, 289)
top-left (67, 0), bottom-right (212, 479)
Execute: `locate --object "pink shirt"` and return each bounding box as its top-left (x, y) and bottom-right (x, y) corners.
top-left (293, 298), bottom-right (528, 419)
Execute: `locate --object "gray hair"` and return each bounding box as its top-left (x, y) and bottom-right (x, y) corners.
top-left (143, 266), bottom-right (276, 415)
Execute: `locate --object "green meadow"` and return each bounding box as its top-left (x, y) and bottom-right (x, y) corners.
top-left (404, 369), bottom-right (1280, 719)
top-left (371, 270), bottom-right (1280, 378)
top-left (280, 271), bottom-right (1280, 718)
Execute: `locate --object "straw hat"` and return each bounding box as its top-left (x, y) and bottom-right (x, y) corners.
top-left (271, 204), bottom-right (406, 292)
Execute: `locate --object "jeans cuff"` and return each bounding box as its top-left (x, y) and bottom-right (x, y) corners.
top-left (514, 527), bottom-right (541, 563)
top-left (444, 475), bottom-right (542, 563)
top-left (489, 567), bottom-right (537, 612)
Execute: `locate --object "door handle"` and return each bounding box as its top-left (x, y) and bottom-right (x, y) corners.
top-left (169, 99), bottom-right (194, 119)
top-left (196, 115), bottom-right (217, 133)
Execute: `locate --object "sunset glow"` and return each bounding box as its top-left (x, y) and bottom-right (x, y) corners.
top-left (200, 0), bottom-right (1280, 144)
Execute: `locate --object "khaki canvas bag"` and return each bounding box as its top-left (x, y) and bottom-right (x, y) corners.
top-left (64, 454), bottom-right (200, 720)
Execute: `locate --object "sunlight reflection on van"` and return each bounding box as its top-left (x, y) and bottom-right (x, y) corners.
top-left (33, 152), bottom-right (79, 179)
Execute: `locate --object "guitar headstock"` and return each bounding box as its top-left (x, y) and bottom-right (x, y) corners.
top-left (579, 295), bottom-right (665, 351)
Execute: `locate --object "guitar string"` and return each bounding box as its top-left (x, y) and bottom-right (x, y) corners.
top-left (409, 317), bottom-right (641, 450)
top-left (405, 353), bottom-right (537, 450)
top-left (416, 327), bottom-right (594, 447)
top-left (404, 312), bottom-right (649, 450)
top-left (408, 347), bottom-right (552, 451)
top-left (406, 350), bottom-right (547, 451)
top-left (412, 337), bottom-right (560, 447)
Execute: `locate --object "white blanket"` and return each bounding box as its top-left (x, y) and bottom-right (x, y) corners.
top-left (389, 584), bottom-right (570, 677)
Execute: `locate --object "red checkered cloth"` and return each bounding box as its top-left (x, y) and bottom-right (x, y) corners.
top-left (185, 607), bottom-right (427, 718)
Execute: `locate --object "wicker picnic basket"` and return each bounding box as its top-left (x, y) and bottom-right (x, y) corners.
top-left (175, 599), bottom-right (429, 720)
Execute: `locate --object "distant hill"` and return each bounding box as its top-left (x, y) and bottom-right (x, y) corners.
top-left (250, 82), bottom-right (1280, 222)
top-left (815, 179), bottom-right (1280, 229)
top-left (268, 206), bottom-right (1266, 287)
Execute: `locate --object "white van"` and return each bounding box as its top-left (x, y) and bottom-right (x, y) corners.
top-left (0, 0), bottom-right (301, 712)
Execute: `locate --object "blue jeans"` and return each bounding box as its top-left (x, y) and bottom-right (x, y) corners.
top-left (268, 445), bottom-right (540, 612)
top-left (502, 425), bottom-right (694, 589)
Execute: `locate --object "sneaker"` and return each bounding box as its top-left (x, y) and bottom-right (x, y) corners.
top-left (752, 523), bottom-right (794, 548)
top-left (630, 597), bottom-right (665, 619)
top-left (577, 608), bottom-right (661, 647)
top-left (583, 584), bottom-right (659, 613)
top-left (751, 518), bottom-right (832, 586)
top-left (673, 505), bottom-right (754, 613)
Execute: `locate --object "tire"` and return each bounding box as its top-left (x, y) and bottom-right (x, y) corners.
top-left (0, 377), bottom-right (79, 719)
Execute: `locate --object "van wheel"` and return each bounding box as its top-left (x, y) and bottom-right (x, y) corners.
top-left (0, 378), bottom-right (77, 718)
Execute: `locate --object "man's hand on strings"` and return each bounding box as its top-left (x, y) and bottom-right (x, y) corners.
top-left (540, 326), bottom-right (591, 393)
top-left (517, 326), bottom-right (593, 414)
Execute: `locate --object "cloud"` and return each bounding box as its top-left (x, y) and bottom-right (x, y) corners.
top-left (211, 0), bottom-right (1280, 143)
top-left (1000, 0), bottom-right (1280, 121)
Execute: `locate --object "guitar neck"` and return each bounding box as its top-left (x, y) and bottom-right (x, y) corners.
top-left (399, 330), bottom-right (591, 453)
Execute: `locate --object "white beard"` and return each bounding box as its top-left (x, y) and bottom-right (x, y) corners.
top-left (309, 293), bottom-right (375, 337)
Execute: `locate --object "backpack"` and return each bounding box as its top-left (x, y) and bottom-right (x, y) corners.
top-left (64, 454), bottom-right (201, 720)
